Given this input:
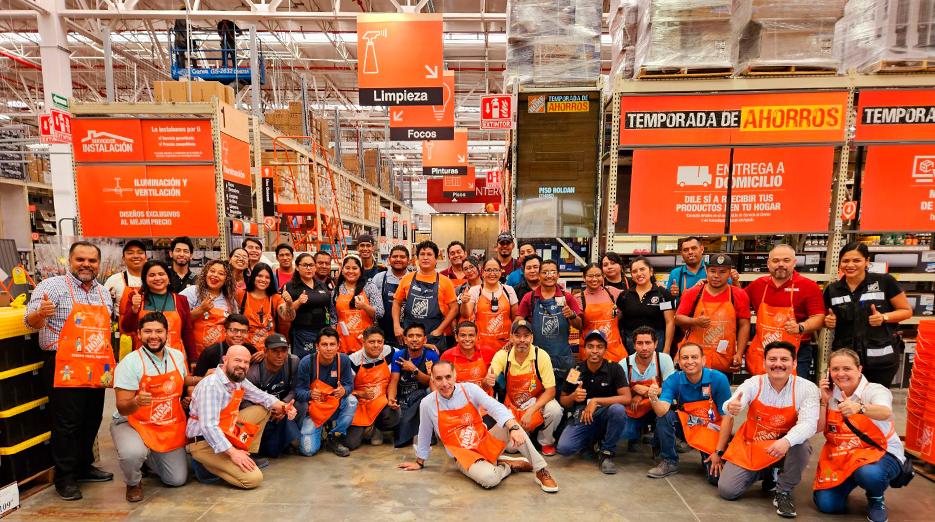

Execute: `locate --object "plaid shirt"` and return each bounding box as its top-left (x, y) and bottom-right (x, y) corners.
top-left (25, 273), bottom-right (114, 351)
top-left (185, 365), bottom-right (279, 453)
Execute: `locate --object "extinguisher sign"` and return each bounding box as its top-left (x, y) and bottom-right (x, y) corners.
top-left (480, 95), bottom-right (513, 130)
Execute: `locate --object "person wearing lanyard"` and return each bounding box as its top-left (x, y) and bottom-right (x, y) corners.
top-left (557, 330), bottom-right (631, 475)
top-left (618, 257), bottom-right (676, 355)
top-left (313, 251), bottom-right (336, 291)
top-left (675, 254), bottom-right (751, 375)
top-left (666, 236), bottom-right (708, 305)
top-left (229, 247), bottom-right (250, 292)
top-left (25, 241), bottom-right (116, 500)
top-left (347, 326), bottom-right (400, 449)
top-left (517, 259), bottom-right (583, 382)
top-left (192, 314), bottom-right (257, 377)
top-left (244, 334), bottom-right (300, 459)
top-left (461, 258), bottom-right (519, 361)
top-left (180, 259), bottom-right (238, 364)
top-left (645, 342), bottom-right (733, 483)
top-left (440, 240), bottom-right (469, 288)
top-left (398, 360), bottom-right (560, 492)
top-left (333, 255), bottom-right (383, 354)
top-left (744, 245), bottom-right (825, 378)
top-left (505, 242), bottom-right (537, 287)
top-left (104, 240), bottom-right (147, 341)
top-left (121, 260), bottom-right (194, 356)
top-left (167, 236), bottom-right (196, 293)
top-left (718, 341), bottom-right (821, 518)
top-left (392, 240), bottom-right (459, 352)
top-left (242, 237), bottom-right (264, 272)
top-left (186, 345), bottom-right (296, 489)
top-left (823, 242), bottom-right (912, 386)
top-left (579, 263), bottom-right (626, 362)
top-left (485, 318), bottom-right (564, 456)
top-left (112, 312), bottom-right (196, 502)
top-left (619, 327), bottom-right (675, 453)
top-left (295, 327), bottom-right (357, 457)
top-left (387, 324), bottom-right (440, 447)
top-left (355, 233), bottom-right (385, 282)
top-left (813, 349), bottom-right (908, 522)
top-left (495, 233), bottom-right (519, 282)
top-left (453, 254), bottom-right (482, 299)
top-left (511, 254), bottom-right (541, 304)
top-left (274, 243), bottom-right (295, 290)
top-left (284, 253), bottom-right (337, 357)
top-left (440, 321), bottom-right (491, 392)
top-left (371, 245), bottom-right (410, 348)
top-left (601, 252), bottom-right (629, 291)
top-left (236, 263), bottom-right (296, 356)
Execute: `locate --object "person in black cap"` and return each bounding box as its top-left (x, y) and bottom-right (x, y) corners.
top-left (495, 233), bottom-right (518, 282)
top-left (244, 333), bottom-right (301, 458)
top-left (356, 233), bottom-right (385, 282)
top-left (105, 240), bottom-right (148, 350)
top-left (556, 329), bottom-right (631, 474)
top-left (675, 254), bottom-right (751, 376)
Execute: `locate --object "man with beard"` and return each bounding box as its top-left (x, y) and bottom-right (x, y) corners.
top-left (167, 236), bottom-right (196, 293)
top-left (494, 233), bottom-right (519, 282)
top-left (26, 241), bottom-right (116, 500)
top-left (506, 242), bottom-right (537, 287)
top-left (112, 312), bottom-right (198, 501)
top-left (245, 334), bottom-right (301, 458)
top-left (388, 323), bottom-right (440, 447)
top-left (371, 245), bottom-right (411, 348)
top-left (186, 345), bottom-right (297, 489)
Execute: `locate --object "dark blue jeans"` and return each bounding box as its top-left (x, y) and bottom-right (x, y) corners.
top-left (290, 327), bottom-right (319, 357)
top-left (556, 403), bottom-right (628, 455)
top-left (813, 452), bottom-right (903, 513)
top-left (657, 410), bottom-right (718, 484)
top-left (797, 343), bottom-right (815, 381)
top-left (258, 417), bottom-right (301, 458)
top-left (622, 410), bottom-right (656, 442)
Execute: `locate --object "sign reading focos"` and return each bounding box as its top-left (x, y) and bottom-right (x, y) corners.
top-left (357, 13), bottom-right (444, 106)
top-left (389, 70), bottom-right (455, 141)
top-left (422, 129), bottom-right (468, 176)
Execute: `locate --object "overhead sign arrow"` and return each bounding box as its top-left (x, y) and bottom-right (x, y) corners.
top-left (424, 65), bottom-right (439, 79)
top-left (392, 110), bottom-right (403, 122)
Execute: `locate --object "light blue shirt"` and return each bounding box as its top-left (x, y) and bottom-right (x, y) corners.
top-left (619, 352), bottom-right (675, 383)
top-left (505, 267), bottom-right (524, 287)
top-left (664, 262), bottom-right (707, 300)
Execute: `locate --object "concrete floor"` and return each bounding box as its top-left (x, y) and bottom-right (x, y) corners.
top-left (7, 390), bottom-right (935, 522)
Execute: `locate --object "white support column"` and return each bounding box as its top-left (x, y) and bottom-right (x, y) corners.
top-left (103, 25), bottom-right (115, 102)
top-left (38, 0), bottom-right (77, 238)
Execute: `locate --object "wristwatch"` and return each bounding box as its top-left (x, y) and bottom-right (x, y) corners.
top-left (716, 450), bottom-right (725, 457)
top-left (859, 405), bottom-right (866, 415)
top-left (882, 313), bottom-right (889, 323)
top-left (797, 323), bottom-right (805, 334)
top-left (509, 424), bottom-right (522, 432)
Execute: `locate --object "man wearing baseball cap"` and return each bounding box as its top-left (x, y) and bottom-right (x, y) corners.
top-left (105, 239), bottom-right (148, 353)
top-left (556, 330), bottom-right (631, 474)
top-left (245, 333), bottom-right (301, 458)
top-left (674, 254), bottom-right (751, 376)
top-left (355, 233), bottom-right (385, 282)
top-left (495, 233), bottom-right (518, 283)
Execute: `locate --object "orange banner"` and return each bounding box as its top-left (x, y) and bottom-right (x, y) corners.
top-left (76, 164), bottom-right (218, 237)
top-left (443, 166), bottom-right (476, 197)
top-left (389, 71), bottom-right (455, 141)
top-left (620, 91), bottom-right (848, 146)
top-left (855, 89), bottom-right (935, 142)
top-left (220, 132), bottom-right (250, 183)
top-left (422, 128), bottom-right (468, 175)
top-left (860, 144), bottom-right (935, 232)
top-left (71, 118), bottom-right (144, 163)
top-left (141, 119), bottom-right (214, 162)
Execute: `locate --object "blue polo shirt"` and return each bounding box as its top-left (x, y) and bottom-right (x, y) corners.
top-left (664, 262), bottom-right (708, 301)
top-left (505, 267), bottom-right (524, 287)
top-left (659, 368), bottom-right (731, 415)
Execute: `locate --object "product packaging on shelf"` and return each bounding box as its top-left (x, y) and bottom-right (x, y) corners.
top-left (838, 0), bottom-right (935, 73)
top-left (739, 17), bottom-right (844, 73)
top-left (609, 0), bottom-right (640, 79)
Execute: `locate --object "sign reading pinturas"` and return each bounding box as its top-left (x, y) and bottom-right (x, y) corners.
top-left (389, 70), bottom-right (455, 141)
top-left (422, 128), bottom-right (468, 176)
top-left (855, 89), bottom-right (935, 142)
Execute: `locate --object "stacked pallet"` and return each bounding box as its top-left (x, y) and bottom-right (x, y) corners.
top-left (364, 192), bottom-right (381, 222)
top-left (265, 102), bottom-right (332, 152)
top-left (739, 0), bottom-right (846, 75)
top-left (839, 0), bottom-right (935, 73)
top-left (609, 0), bottom-right (640, 78)
top-left (154, 80), bottom-right (234, 104)
top-left (24, 155), bottom-right (49, 185)
top-left (379, 166), bottom-right (392, 193)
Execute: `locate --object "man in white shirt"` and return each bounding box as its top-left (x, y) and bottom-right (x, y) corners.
top-left (104, 240), bottom-right (147, 303)
top-left (718, 341), bottom-right (820, 518)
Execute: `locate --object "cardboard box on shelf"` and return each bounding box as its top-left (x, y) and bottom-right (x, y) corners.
top-left (154, 80), bottom-right (191, 102)
top-left (750, 0), bottom-right (847, 21)
top-left (741, 19), bottom-right (840, 68)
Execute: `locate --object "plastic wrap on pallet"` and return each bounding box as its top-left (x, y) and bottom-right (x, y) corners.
top-left (610, 0), bottom-right (640, 78)
top-left (749, 0), bottom-right (847, 21)
top-left (633, 0), bottom-right (751, 74)
top-left (505, 0), bottom-right (602, 86)
top-left (740, 18), bottom-right (843, 72)
top-left (840, 0), bottom-right (935, 73)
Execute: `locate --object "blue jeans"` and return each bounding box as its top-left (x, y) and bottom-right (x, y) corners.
top-left (298, 395), bottom-right (358, 456)
top-left (556, 403), bottom-right (628, 455)
top-left (290, 327), bottom-right (319, 357)
top-left (657, 410), bottom-right (718, 484)
top-left (622, 410), bottom-right (656, 442)
top-left (813, 453), bottom-right (903, 513)
top-left (258, 417), bottom-right (301, 458)
top-left (797, 343), bottom-right (814, 381)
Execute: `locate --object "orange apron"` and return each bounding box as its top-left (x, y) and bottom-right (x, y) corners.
top-left (336, 291), bottom-right (373, 354)
top-left (474, 288), bottom-right (511, 356)
top-left (351, 359), bottom-right (390, 427)
top-left (117, 274), bottom-right (142, 335)
top-left (746, 285), bottom-right (801, 375)
top-left (455, 354), bottom-right (491, 394)
top-left (625, 353), bottom-right (662, 418)
top-left (504, 354), bottom-right (544, 430)
top-left (218, 388), bottom-right (260, 451)
top-left (190, 304), bottom-right (228, 363)
top-left (677, 398), bottom-right (723, 455)
top-left (49, 278), bottom-right (116, 388)
top-left (127, 349), bottom-right (187, 452)
top-left (814, 408), bottom-right (892, 490)
top-left (680, 286), bottom-right (737, 373)
top-left (308, 355), bottom-right (342, 427)
top-left (723, 376), bottom-right (798, 471)
top-left (240, 292), bottom-right (278, 350)
top-left (437, 385), bottom-right (507, 469)
top-left (580, 290), bottom-right (626, 362)
top-left (129, 293), bottom-right (184, 352)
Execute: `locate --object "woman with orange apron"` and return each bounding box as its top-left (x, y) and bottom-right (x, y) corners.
top-left (121, 260), bottom-right (193, 356)
top-left (461, 259), bottom-right (518, 362)
top-left (180, 260), bottom-right (238, 364)
top-left (296, 345), bottom-right (356, 456)
top-left (237, 263), bottom-right (295, 352)
top-left (332, 256), bottom-right (381, 354)
top-left (579, 264), bottom-right (625, 362)
top-left (746, 285), bottom-right (800, 375)
top-left (678, 283), bottom-right (741, 374)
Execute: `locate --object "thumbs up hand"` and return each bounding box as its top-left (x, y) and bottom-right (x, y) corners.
top-left (868, 304), bottom-right (885, 327)
top-left (670, 281), bottom-right (680, 297)
top-left (130, 290), bottom-right (143, 313)
top-left (824, 308), bottom-right (837, 329)
top-left (284, 399), bottom-right (297, 420)
top-left (727, 391), bottom-right (744, 416)
top-left (694, 311), bottom-right (711, 329)
top-left (484, 366), bottom-right (497, 388)
top-left (281, 287), bottom-right (293, 304)
top-left (37, 292), bottom-right (56, 319)
top-left (573, 381), bottom-right (587, 403)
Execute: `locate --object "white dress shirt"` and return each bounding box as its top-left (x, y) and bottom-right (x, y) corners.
top-left (723, 374), bottom-right (820, 447)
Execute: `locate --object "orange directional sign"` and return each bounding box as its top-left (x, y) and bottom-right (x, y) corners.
top-left (357, 13), bottom-right (444, 106)
top-left (422, 128), bottom-right (468, 176)
top-left (390, 71), bottom-right (455, 141)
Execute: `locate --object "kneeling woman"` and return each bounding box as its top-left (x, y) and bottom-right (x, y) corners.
top-left (813, 348), bottom-right (907, 522)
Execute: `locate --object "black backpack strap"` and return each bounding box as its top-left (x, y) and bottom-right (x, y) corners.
top-left (240, 292), bottom-right (248, 313)
top-left (841, 413), bottom-right (887, 452)
top-left (533, 346), bottom-right (543, 384)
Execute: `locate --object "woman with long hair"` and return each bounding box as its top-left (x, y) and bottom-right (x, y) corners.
top-left (578, 263), bottom-right (626, 362)
top-left (228, 247), bottom-right (250, 291)
top-left (460, 257), bottom-right (518, 361)
top-left (601, 252), bottom-right (629, 291)
top-left (616, 257), bottom-right (676, 355)
top-left (333, 255), bottom-right (382, 354)
top-left (180, 259), bottom-right (238, 363)
top-left (236, 262), bottom-right (296, 354)
top-left (120, 259), bottom-right (195, 355)
top-left (284, 252), bottom-right (337, 356)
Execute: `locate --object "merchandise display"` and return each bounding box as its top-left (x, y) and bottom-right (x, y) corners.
top-left (839, 0), bottom-right (935, 73)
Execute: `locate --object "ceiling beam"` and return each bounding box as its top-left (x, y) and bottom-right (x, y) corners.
top-left (57, 9), bottom-right (506, 23)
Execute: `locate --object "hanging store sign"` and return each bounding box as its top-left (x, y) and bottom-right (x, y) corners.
top-left (220, 132), bottom-right (253, 219)
top-left (427, 174), bottom-right (501, 205)
top-left (141, 119), bottom-right (214, 162)
top-left (619, 91), bottom-right (848, 146)
top-left (855, 89), bottom-right (935, 142)
top-left (860, 144), bottom-right (935, 232)
top-left (71, 118), bottom-right (144, 162)
top-left (527, 94), bottom-right (590, 114)
top-left (261, 166), bottom-right (276, 216)
top-left (480, 94), bottom-right (514, 129)
top-left (389, 71), bottom-right (455, 141)
top-left (356, 13), bottom-right (444, 106)
top-left (422, 128), bottom-right (469, 175)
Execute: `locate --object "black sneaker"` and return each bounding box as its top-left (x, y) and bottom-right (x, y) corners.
top-left (773, 491), bottom-right (797, 518)
top-left (55, 481), bottom-right (82, 501)
top-left (327, 434), bottom-right (351, 457)
top-left (77, 465), bottom-right (113, 483)
top-left (599, 451), bottom-right (618, 475)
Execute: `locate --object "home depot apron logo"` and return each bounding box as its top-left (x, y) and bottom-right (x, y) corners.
top-left (703, 324), bottom-right (725, 345)
top-left (753, 414), bottom-right (789, 441)
top-left (457, 414), bottom-right (481, 449)
top-left (346, 312), bottom-right (364, 330)
top-left (149, 399), bottom-right (175, 424)
top-left (542, 315), bottom-right (559, 336)
top-left (77, 328), bottom-right (108, 354)
top-left (487, 313), bottom-right (504, 334)
top-left (411, 297), bottom-right (429, 318)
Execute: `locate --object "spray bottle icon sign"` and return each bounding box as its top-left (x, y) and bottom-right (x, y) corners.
top-left (361, 28), bottom-right (387, 75)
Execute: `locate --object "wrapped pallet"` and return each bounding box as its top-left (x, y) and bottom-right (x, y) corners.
top-left (505, 0), bottom-right (602, 86)
top-left (609, 0), bottom-right (640, 78)
top-left (839, 0), bottom-right (935, 73)
top-left (634, 0), bottom-right (750, 78)
top-left (739, 0), bottom-right (845, 74)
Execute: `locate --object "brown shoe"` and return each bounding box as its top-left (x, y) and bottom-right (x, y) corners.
top-left (126, 483), bottom-right (143, 502)
top-left (534, 468), bottom-right (559, 493)
top-left (498, 455), bottom-right (533, 473)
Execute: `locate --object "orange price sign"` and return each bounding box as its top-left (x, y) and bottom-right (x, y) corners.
top-left (389, 71), bottom-right (455, 141)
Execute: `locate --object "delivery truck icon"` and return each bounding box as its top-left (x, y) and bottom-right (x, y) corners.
top-left (677, 166), bottom-right (713, 187)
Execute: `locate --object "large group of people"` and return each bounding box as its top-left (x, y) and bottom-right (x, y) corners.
top-left (22, 233), bottom-right (916, 521)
